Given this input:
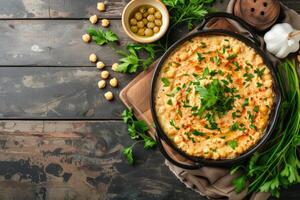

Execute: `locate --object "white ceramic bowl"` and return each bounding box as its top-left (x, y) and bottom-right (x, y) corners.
top-left (122, 0), bottom-right (170, 43)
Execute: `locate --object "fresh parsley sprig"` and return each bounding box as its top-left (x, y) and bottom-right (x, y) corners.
top-left (116, 43), bottom-right (156, 73)
top-left (231, 59), bottom-right (300, 197)
top-left (121, 109), bottom-right (157, 165)
top-left (87, 27), bottom-right (119, 45)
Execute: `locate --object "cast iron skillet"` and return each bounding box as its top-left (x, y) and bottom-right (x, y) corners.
top-left (150, 12), bottom-right (282, 169)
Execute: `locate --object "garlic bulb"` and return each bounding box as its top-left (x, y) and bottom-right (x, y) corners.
top-left (264, 23), bottom-right (300, 58)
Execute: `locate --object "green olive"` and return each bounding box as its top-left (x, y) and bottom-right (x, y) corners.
top-left (130, 18), bottom-right (137, 25)
top-left (147, 22), bottom-right (155, 29)
top-left (137, 21), bottom-right (145, 28)
top-left (142, 18), bottom-right (148, 25)
top-left (148, 7), bottom-right (155, 14)
top-left (130, 26), bottom-right (138, 33)
top-left (137, 28), bottom-right (145, 36)
top-left (154, 19), bottom-right (162, 26)
top-left (147, 14), bottom-right (155, 22)
top-left (143, 12), bottom-right (149, 18)
top-left (135, 12), bottom-right (143, 20)
top-left (139, 6), bottom-right (147, 13)
top-left (145, 28), bottom-right (154, 37)
top-left (154, 11), bottom-right (162, 19)
top-left (153, 26), bottom-right (160, 33)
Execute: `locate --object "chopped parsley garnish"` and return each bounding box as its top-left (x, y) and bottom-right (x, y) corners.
top-left (200, 42), bottom-right (207, 48)
top-left (226, 74), bottom-right (233, 83)
top-left (243, 72), bottom-right (255, 82)
top-left (232, 110), bottom-right (242, 119)
top-left (227, 53), bottom-right (237, 60)
top-left (197, 52), bottom-right (205, 62)
top-left (170, 119), bottom-right (180, 130)
top-left (228, 140), bottom-right (238, 150)
top-left (161, 77), bottom-right (170, 87)
top-left (166, 87), bottom-right (181, 97)
top-left (242, 98), bottom-right (249, 108)
top-left (253, 106), bottom-right (259, 113)
top-left (247, 110), bottom-right (255, 123)
top-left (205, 112), bottom-right (219, 130)
top-left (212, 55), bottom-right (221, 66)
top-left (230, 122), bottom-right (246, 131)
top-left (167, 99), bottom-right (173, 105)
top-left (233, 61), bottom-right (242, 71)
top-left (192, 130), bottom-right (205, 136)
top-left (254, 67), bottom-right (266, 78)
top-left (257, 82), bottom-right (263, 88)
top-left (194, 79), bottom-right (235, 117)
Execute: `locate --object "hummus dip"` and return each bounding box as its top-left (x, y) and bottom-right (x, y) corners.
top-left (154, 35), bottom-right (274, 160)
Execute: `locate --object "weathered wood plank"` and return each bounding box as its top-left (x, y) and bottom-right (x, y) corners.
top-left (0, 20), bottom-right (131, 66)
top-left (281, 0), bottom-right (300, 12)
top-left (0, 0), bottom-right (129, 19)
top-left (0, 67), bottom-right (137, 119)
top-left (0, 121), bottom-right (205, 200)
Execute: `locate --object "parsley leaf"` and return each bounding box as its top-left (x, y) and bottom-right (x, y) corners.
top-left (233, 175), bottom-right (247, 193)
top-left (227, 53), bottom-right (237, 60)
top-left (121, 109), bottom-right (156, 165)
top-left (228, 140), bottom-right (238, 149)
top-left (116, 43), bottom-right (156, 73)
top-left (192, 130), bottom-right (205, 136)
top-left (161, 77), bottom-right (170, 87)
top-left (87, 27), bottom-right (119, 45)
top-left (197, 52), bottom-right (205, 62)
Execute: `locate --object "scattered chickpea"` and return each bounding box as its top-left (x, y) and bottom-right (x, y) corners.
top-left (97, 2), bottom-right (106, 12)
top-left (89, 53), bottom-right (97, 63)
top-left (112, 63), bottom-right (119, 71)
top-left (153, 26), bottom-right (160, 33)
top-left (89, 15), bottom-right (98, 24)
top-left (98, 80), bottom-right (106, 89)
top-left (148, 7), bottom-right (155, 14)
top-left (96, 61), bottom-right (105, 69)
top-left (82, 34), bottom-right (91, 43)
top-left (101, 19), bottom-right (110, 27)
top-left (104, 91), bottom-right (114, 101)
top-left (109, 77), bottom-right (118, 87)
top-left (101, 70), bottom-right (110, 79)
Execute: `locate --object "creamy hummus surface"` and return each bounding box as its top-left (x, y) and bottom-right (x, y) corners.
top-left (155, 35), bottom-right (274, 159)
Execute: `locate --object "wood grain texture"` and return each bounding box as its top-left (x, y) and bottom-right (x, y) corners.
top-left (0, 20), bottom-right (131, 66)
top-left (0, 121), bottom-right (205, 200)
top-left (0, 0), bottom-right (129, 19)
top-left (0, 67), bottom-right (137, 119)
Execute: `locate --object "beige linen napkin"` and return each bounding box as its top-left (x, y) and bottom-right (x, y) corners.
top-left (164, 1), bottom-right (300, 200)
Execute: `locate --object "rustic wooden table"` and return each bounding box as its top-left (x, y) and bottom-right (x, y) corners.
top-left (0, 0), bottom-right (299, 199)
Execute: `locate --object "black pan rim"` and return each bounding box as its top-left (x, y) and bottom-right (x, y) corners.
top-left (150, 29), bottom-right (282, 166)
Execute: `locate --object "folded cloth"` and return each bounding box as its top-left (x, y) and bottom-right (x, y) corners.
top-left (164, 1), bottom-right (300, 200)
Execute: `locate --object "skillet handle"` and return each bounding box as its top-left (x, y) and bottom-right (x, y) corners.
top-left (155, 133), bottom-right (202, 170)
top-left (197, 12), bottom-right (261, 46)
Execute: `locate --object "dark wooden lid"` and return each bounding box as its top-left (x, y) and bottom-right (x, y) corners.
top-left (234, 0), bottom-right (281, 31)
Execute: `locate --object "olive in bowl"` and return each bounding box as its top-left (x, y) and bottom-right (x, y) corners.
top-left (122, 0), bottom-right (170, 43)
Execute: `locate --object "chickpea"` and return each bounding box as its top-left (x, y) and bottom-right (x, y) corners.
top-left (154, 19), bottom-right (162, 26)
top-left (139, 6), bottom-right (147, 13)
top-left (82, 34), bottom-right (91, 43)
top-left (97, 2), bottom-right (106, 12)
top-left (101, 70), bottom-right (110, 79)
top-left (147, 14), bottom-right (155, 22)
top-left (148, 7), bottom-right (155, 14)
top-left (112, 63), bottom-right (119, 71)
top-left (142, 18), bottom-right (148, 25)
top-left (265, 80), bottom-right (273, 88)
top-left (154, 11), bottom-right (162, 19)
top-left (145, 28), bottom-right (154, 37)
top-left (135, 12), bottom-right (143, 21)
top-left (143, 12), bottom-right (149, 18)
top-left (137, 28), bottom-right (145, 36)
top-left (153, 26), bottom-right (160, 33)
top-left (179, 53), bottom-right (188, 61)
top-left (137, 21), bottom-right (145, 28)
top-left (89, 53), bottom-right (97, 63)
top-left (98, 80), bottom-right (106, 89)
top-left (104, 91), bottom-right (114, 101)
top-left (109, 77), bottom-right (118, 87)
top-left (130, 26), bottom-right (138, 33)
top-left (130, 18), bottom-right (137, 25)
top-left (96, 61), bottom-right (105, 69)
top-left (174, 135), bottom-right (183, 143)
top-left (101, 19), bottom-right (110, 27)
top-left (265, 89), bottom-right (273, 98)
top-left (89, 15), bottom-right (98, 24)
top-left (260, 105), bottom-right (268, 113)
top-left (147, 22), bottom-right (155, 29)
